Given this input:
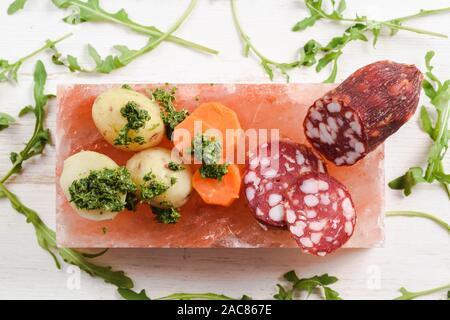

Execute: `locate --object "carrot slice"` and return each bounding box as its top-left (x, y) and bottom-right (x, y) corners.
top-left (192, 163), bottom-right (242, 207)
top-left (174, 102), bottom-right (242, 159)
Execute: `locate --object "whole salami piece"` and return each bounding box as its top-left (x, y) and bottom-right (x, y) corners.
top-left (286, 172), bottom-right (356, 256)
top-left (304, 60), bottom-right (423, 166)
top-left (244, 139), bottom-right (326, 227)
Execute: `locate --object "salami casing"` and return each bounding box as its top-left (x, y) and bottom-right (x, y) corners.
top-left (286, 172), bottom-right (356, 256)
top-left (304, 61), bottom-right (423, 166)
top-left (244, 139), bottom-right (326, 227)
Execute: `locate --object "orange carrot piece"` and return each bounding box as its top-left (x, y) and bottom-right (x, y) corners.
top-left (192, 163), bottom-right (242, 207)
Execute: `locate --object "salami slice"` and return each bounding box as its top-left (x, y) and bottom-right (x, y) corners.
top-left (244, 139), bottom-right (326, 227)
top-left (304, 60), bottom-right (423, 166)
top-left (285, 172), bottom-right (356, 256)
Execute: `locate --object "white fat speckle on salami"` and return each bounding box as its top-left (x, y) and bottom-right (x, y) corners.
top-left (244, 139), bottom-right (327, 227)
top-left (285, 172), bottom-right (356, 256)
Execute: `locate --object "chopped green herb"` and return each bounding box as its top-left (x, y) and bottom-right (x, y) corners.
top-left (389, 51), bottom-right (450, 198)
top-left (192, 134), bottom-right (222, 165)
top-left (0, 113), bottom-right (15, 131)
top-left (151, 87), bottom-right (189, 139)
top-left (274, 270), bottom-right (342, 300)
top-left (140, 171), bottom-right (175, 201)
top-left (199, 163), bottom-right (229, 181)
top-left (167, 161), bottom-right (185, 171)
top-left (69, 167), bottom-right (136, 212)
top-left (114, 101), bottom-right (150, 146)
top-left (121, 84), bottom-right (133, 90)
top-left (150, 206), bottom-right (181, 224)
top-left (125, 192), bottom-right (139, 211)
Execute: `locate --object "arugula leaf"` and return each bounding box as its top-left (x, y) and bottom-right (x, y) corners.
top-left (118, 288), bottom-right (151, 300)
top-left (389, 51), bottom-right (450, 198)
top-left (386, 211), bottom-right (450, 234)
top-left (388, 167), bottom-right (426, 196)
top-left (274, 270), bottom-right (342, 300)
top-left (0, 34), bottom-right (71, 83)
top-left (0, 113), bottom-right (15, 131)
top-left (394, 283), bottom-right (450, 300)
top-left (51, 0), bottom-right (217, 55)
top-left (7, 0), bottom-right (28, 15)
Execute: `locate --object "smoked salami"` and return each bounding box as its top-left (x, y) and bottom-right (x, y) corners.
top-left (244, 139), bottom-right (326, 227)
top-left (304, 60), bottom-right (423, 166)
top-left (286, 172), bottom-right (356, 256)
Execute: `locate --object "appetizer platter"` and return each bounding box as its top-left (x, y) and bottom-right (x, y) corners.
top-left (55, 60), bottom-right (421, 254)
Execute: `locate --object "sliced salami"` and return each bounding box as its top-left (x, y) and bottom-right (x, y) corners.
top-left (286, 172), bottom-right (356, 256)
top-left (244, 139), bottom-right (326, 227)
top-left (304, 60), bottom-right (423, 166)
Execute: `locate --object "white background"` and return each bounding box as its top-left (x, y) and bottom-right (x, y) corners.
top-left (0, 0), bottom-right (449, 300)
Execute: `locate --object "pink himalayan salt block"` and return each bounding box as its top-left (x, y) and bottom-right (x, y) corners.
top-left (56, 84), bottom-right (384, 248)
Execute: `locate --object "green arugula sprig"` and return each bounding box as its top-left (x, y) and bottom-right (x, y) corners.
top-left (0, 33), bottom-right (72, 83)
top-left (232, 0), bottom-right (450, 82)
top-left (50, 0), bottom-right (217, 55)
top-left (8, 0), bottom-right (217, 55)
top-left (394, 283), bottom-right (450, 300)
top-left (274, 270), bottom-right (342, 300)
top-left (389, 51), bottom-right (450, 198)
top-left (0, 113), bottom-right (15, 132)
top-left (0, 61), bottom-right (133, 288)
top-left (47, 0), bottom-right (200, 74)
top-left (293, 1), bottom-right (450, 83)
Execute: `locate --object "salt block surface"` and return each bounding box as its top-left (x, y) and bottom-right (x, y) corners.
top-left (56, 84), bottom-right (384, 248)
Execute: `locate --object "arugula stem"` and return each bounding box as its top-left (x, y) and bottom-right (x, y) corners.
top-left (19, 33), bottom-right (73, 62)
top-left (59, 1), bottom-right (217, 55)
top-left (156, 293), bottom-right (235, 300)
top-left (121, 0), bottom-right (198, 65)
top-left (231, 0), bottom-right (298, 80)
top-left (306, 2), bottom-right (449, 38)
top-left (393, 283), bottom-right (450, 300)
top-left (230, 0), bottom-right (279, 65)
top-left (385, 211), bottom-right (450, 233)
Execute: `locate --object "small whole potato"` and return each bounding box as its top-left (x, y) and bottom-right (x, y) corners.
top-left (59, 151), bottom-right (125, 221)
top-left (92, 87), bottom-right (165, 151)
top-left (126, 148), bottom-right (192, 208)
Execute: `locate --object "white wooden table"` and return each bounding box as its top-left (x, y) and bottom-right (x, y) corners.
top-left (0, 0), bottom-right (449, 300)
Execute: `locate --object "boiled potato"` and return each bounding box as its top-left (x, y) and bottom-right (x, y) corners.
top-left (126, 148), bottom-right (192, 208)
top-left (60, 151), bottom-right (125, 221)
top-left (92, 87), bottom-right (165, 151)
